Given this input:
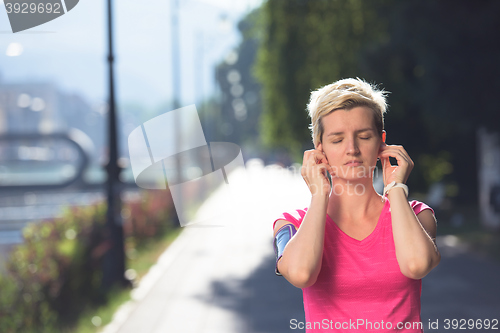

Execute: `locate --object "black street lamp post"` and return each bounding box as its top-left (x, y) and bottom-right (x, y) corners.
top-left (102, 0), bottom-right (128, 288)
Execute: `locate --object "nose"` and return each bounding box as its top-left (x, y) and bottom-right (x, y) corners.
top-left (346, 137), bottom-right (360, 155)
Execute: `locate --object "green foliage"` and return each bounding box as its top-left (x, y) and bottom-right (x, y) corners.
top-left (0, 204), bottom-right (106, 332)
top-left (214, 8), bottom-right (265, 148)
top-left (0, 190), bottom-right (176, 332)
top-left (419, 151), bottom-right (453, 185)
top-left (252, 0), bottom-right (500, 201)
top-left (254, 0), bottom-right (393, 159)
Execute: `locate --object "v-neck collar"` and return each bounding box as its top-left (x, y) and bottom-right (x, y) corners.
top-left (326, 198), bottom-right (389, 245)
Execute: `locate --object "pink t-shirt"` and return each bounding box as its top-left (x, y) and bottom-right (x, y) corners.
top-left (273, 198), bottom-right (435, 332)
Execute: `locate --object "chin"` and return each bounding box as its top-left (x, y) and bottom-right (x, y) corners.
top-left (336, 164), bottom-right (375, 179)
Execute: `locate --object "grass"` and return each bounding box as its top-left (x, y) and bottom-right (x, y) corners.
top-left (69, 227), bottom-right (184, 333)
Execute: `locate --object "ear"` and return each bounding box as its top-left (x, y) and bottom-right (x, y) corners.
top-left (381, 130), bottom-right (386, 143)
top-left (316, 142), bottom-right (323, 152)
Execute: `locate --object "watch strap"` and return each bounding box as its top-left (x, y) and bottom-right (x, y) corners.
top-left (383, 181), bottom-right (408, 198)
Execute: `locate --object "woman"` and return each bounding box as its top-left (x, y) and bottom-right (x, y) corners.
top-left (272, 78), bottom-right (441, 332)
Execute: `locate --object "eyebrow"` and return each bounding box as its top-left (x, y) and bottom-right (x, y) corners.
top-left (325, 128), bottom-right (375, 137)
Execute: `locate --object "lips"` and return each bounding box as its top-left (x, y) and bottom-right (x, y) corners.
top-left (344, 160), bottom-right (363, 166)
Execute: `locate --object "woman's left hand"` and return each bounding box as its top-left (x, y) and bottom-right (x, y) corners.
top-left (378, 142), bottom-right (414, 185)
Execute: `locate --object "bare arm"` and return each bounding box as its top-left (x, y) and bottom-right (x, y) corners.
top-left (388, 187), bottom-right (441, 279)
top-left (378, 142), bottom-right (441, 279)
top-left (273, 194), bottom-right (328, 288)
top-left (272, 147), bottom-right (332, 288)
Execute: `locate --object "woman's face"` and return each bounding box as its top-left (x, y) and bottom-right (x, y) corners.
top-left (317, 106), bottom-right (386, 181)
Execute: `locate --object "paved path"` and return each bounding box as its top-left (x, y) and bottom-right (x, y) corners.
top-left (421, 235), bottom-right (500, 331)
top-left (102, 161), bottom-right (500, 333)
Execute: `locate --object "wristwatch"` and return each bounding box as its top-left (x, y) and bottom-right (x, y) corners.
top-left (383, 181), bottom-right (408, 198)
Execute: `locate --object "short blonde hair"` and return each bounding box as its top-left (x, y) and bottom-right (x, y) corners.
top-left (307, 78), bottom-right (388, 148)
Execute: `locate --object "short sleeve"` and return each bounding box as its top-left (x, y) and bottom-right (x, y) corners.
top-left (409, 200), bottom-right (435, 219)
top-left (272, 208), bottom-right (308, 230)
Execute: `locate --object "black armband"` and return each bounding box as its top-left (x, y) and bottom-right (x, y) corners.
top-left (273, 223), bottom-right (297, 276)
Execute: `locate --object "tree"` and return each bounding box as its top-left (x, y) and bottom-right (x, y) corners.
top-left (253, 0), bottom-right (500, 202)
top-left (255, 0), bottom-right (393, 161)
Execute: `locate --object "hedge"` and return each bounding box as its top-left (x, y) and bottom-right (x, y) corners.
top-left (0, 189), bottom-right (177, 332)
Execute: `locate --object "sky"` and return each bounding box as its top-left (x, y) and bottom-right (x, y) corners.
top-left (0, 0), bottom-right (263, 110)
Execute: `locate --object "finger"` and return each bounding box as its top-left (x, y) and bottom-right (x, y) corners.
top-left (378, 150), bottom-right (410, 166)
top-left (306, 156), bottom-right (319, 169)
top-left (320, 162), bottom-right (334, 174)
top-left (307, 151), bottom-right (328, 167)
top-left (379, 145), bottom-right (410, 158)
top-left (305, 150), bottom-right (318, 162)
top-left (313, 162), bottom-right (331, 175)
top-left (305, 154), bottom-right (317, 168)
top-left (308, 161), bottom-right (328, 177)
top-left (317, 167), bottom-right (332, 187)
top-left (314, 151), bottom-right (328, 165)
top-left (380, 153), bottom-right (411, 184)
top-left (304, 149), bottom-right (321, 163)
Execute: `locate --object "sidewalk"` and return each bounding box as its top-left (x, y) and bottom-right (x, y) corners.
top-left (421, 235), bottom-right (500, 329)
top-left (102, 161), bottom-right (500, 333)
top-left (102, 160), bottom-right (310, 333)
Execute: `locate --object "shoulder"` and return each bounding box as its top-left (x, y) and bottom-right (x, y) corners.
top-left (272, 207), bottom-right (308, 232)
top-left (408, 199), bottom-right (436, 218)
top-left (409, 199), bottom-right (438, 238)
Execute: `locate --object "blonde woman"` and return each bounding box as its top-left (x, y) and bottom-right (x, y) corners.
top-left (272, 78), bottom-right (441, 332)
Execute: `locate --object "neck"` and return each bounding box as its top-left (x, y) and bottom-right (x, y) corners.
top-left (327, 177), bottom-right (384, 222)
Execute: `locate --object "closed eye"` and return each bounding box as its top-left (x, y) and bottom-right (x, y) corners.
top-left (332, 136), bottom-right (371, 143)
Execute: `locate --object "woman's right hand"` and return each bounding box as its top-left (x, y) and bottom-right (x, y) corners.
top-left (301, 148), bottom-right (333, 197)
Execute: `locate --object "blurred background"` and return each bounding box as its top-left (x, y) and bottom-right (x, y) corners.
top-left (0, 0), bottom-right (499, 332)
